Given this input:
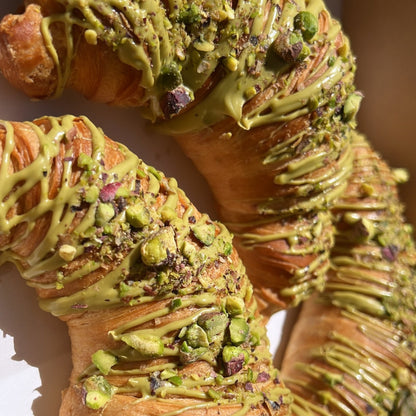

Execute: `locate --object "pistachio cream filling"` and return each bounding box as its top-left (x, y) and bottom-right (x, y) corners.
top-left (0, 115), bottom-right (291, 413)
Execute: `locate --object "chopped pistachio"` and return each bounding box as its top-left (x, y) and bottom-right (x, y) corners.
top-left (91, 350), bottom-right (117, 376)
top-left (170, 298), bottom-right (182, 310)
top-left (126, 203), bottom-right (151, 228)
top-left (392, 168), bottom-right (409, 184)
top-left (198, 313), bottom-right (229, 342)
top-left (84, 375), bottom-right (115, 410)
top-left (361, 183), bottom-right (375, 196)
top-left (298, 44), bottom-right (311, 61)
top-left (160, 205), bottom-right (177, 222)
top-left (168, 376), bottom-right (183, 386)
top-left (337, 43), bottom-right (348, 58)
top-left (160, 369), bottom-right (177, 380)
top-left (224, 56), bottom-right (239, 72)
top-left (343, 92), bottom-right (363, 123)
top-left (158, 62), bottom-right (183, 91)
top-left (395, 367), bottom-right (411, 386)
top-left (120, 333), bottom-right (165, 357)
top-left (225, 296), bottom-right (245, 316)
top-left (77, 153), bottom-right (94, 170)
top-left (181, 240), bottom-right (197, 264)
top-left (95, 203), bottom-right (115, 227)
top-left (222, 346), bottom-right (249, 376)
top-left (229, 318), bottom-right (250, 345)
top-left (84, 29), bottom-right (98, 45)
top-left (294, 11), bottom-right (319, 41)
top-left (193, 39), bottom-right (215, 52)
top-left (140, 227), bottom-right (177, 266)
top-left (328, 55), bottom-right (336, 66)
top-left (178, 3), bottom-right (201, 26)
top-left (186, 323), bottom-right (210, 348)
top-left (179, 341), bottom-right (208, 364)
top-left (85, 185), bottom-right (100, 203)
top-left (115, 186), bottom-right (130, 198)
top-left (191, 223), bottom-right (216, 246)
top-left (270, 32), bottom-right (304, 64)
top-left (58, 244), bottom-right (77, 262)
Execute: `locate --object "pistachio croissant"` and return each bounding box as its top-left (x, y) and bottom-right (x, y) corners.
top-left (0, 0), bottom-right (359, 312)
top-left (281, 132), bottom-right (416, 415)
top-left (0, 115), bottom-right (292, 415)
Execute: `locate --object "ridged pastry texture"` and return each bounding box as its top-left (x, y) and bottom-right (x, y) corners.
top-left (0, 115), bottom-right (291, 415)
top-left (0, 0), bottom-right (359, 311)
top-left (281, 133), bottom-right (416, 415)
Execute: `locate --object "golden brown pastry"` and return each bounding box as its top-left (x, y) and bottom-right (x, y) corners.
top-left (281, 132), bottom-right (416, 415)
top-left (0, 0), bottom-right (359, 312)
top-left (0, 115), bottom-right (292, 415)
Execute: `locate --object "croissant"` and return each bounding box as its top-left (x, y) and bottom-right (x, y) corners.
top-left (0, 0), bottom-right (358, 312)
top-left (0, 114), bottom-right (292, 415)
top-left (2, 1), bottom-right (416, 415)
top-left (281, 132), bottom-right (416, 415)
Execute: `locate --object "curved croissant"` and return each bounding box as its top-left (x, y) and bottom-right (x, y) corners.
top-left (281, 133), bottom-right (416, 415)
top-left (0, 115), bottom-right (291, 415)
top-left (0, 0), bottom-right (358, 312)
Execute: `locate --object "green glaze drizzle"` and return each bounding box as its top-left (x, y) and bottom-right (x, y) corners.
top-left (40, 0), bottom-right (355, 130)
top-left (285, 133), bottom-right (416, 416)
top-left (0, 115), bottom-right (291, 413)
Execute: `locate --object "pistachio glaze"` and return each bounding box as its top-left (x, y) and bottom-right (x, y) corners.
top-left (284, 133), bottom-right (416, 415)
top-left (0, 115), bottom-right (291, 413)
top-left (41, 0), bottom-right (355, 130)
top-left (34, 0), bottom-right (359, 308)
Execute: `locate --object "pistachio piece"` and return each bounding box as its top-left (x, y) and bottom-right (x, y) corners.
top-left (197, 312), bottom-right (229, 342)
top-left (126, 203), bottom-right (151, 228)
top-left (168, 375), bottom-right (183, 386)
top-left (179, 341), bottom-right (209, 364)
top-left (343, 92), bottom-right (363, 123)
top-left (140, 227), bottom-right (177, 266)
top-left (294, 11), bottom-right (319, 41)
top-left (84, 29), bottom-right (98, 45)
top-left (178, 3), bottom-right (201, 26)
top-left (85, 185), bottom-right (99, 203)
top-left (160, 369), bottom-right (177, 380)
top-left (229, 317), bottom-right (250, 345)
top-left (270, 32), bottom-right (304, 64)
top-left (84, 375), bottom-right (115, 410)
top-left (77, 153), bottom-right (94, 170)
top-left (158, 63), bottom-right (183, 91)
top-left (225, 296), bottom-right (245, 316)
top-left (120, 333), bottom-right (165, 357)
top-left (181, 240), bottom-right (197, 264)
top-left (91, 350), bottom-right (117, 376)
top-left (185, 323), bottom-right (209, 348)
top-left (161, 86), bottom-right (193, 118)
top-left (58, 244), bottom-right (77, 262)
top-left (191, 222), bottom-right (216, 246)
top-left (222, 346), bottom-right (249, 376)
top-left (223, 56), bottom-right (239, 72)
top-left (95, 202), bottom-right (115, 227)
top-left (160, 205), bottom-right (177, 222)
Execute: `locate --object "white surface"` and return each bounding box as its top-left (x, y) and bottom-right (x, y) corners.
top-left (0, 5), bottom-right (287, 415)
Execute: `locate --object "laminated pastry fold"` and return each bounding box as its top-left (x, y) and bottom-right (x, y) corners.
top-left (280, 132), bottom-right (416, 415)
top-left (0, 115), bottom-right (292, 415)
top-left (0, 0), bottom-right (359, 312)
